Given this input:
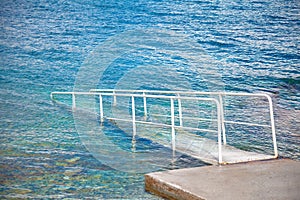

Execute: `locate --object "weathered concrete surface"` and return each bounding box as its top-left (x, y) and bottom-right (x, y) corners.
top-left (145, 159), bottom-right (300, 200)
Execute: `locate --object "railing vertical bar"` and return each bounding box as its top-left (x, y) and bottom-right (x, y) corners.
top-left (99, 94), bottom-right (104, 123)
top-left (132, 96), bottom-right (136, 138)
top-left (177, 94), bottom-right (183, 127)
top-left (266, 95), bottom-right (278, 158)
top-left (216, 100), bottom-right (223, 164)
top-left (170, 98), bottom-right (176, 152)
top-left (72, 92), bottom-right (76, 110)
top-left (113, 91), bottom-right (117, 106)
top-left (219, 94), bottom-right (226, 145)
top-left (143, 92), bottom-right (147, 117)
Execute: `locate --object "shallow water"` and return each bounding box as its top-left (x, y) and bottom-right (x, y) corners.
top-left (1, 0), bottom-right (299, 199)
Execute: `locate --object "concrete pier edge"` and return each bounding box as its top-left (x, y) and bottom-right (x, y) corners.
top-left (145, 174), bottom-right (202, 200)
top-left (145, 159), bottom-right (300, 200)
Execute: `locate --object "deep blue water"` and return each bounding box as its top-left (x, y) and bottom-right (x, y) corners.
top-left (1, 0), bottom-right (299, 199)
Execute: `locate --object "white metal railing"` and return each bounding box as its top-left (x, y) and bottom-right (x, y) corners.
top-left (50, 90), bottom-right (278, 164)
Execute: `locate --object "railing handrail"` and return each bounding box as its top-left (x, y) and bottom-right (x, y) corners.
top-left (51, 90), bottom-right (275, 127)
top-left (89, 88), bottom-right (272, 98)
top-left (50, 89), bottom-right (278, 163)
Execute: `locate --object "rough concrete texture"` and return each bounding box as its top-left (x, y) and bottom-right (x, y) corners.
top-left (145, 159), bottom-right (300, 200)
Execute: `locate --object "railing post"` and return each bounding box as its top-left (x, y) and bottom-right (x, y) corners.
top-left (99, 94), bottom-right (104, 124)
top-left (113, 91), bottom-right (117, 106)
top-left (218, 94), bottom-right (226, 145)
top-left (72, 92), bottom-right (76, 111)
top-left (132, 96), bottom-right (136, 138)
top-left (266, 95), bottom-right (278, 158)
top-left (170, 98), bottom-right (176, 152)
top-left (216, 99), bottom-right (223, 164)
top-left (177, 94), bottom-right (183, 127)
top-left (143, 92), bottom-right (147, 118)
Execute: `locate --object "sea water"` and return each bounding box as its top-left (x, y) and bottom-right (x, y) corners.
top-left (0, 0), bottom-right (299, 199)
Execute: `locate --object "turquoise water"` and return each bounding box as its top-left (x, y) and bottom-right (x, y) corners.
top-left (1, 0), bottom-right (299, 199)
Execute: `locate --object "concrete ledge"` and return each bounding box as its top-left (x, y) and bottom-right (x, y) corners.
top-left (145, 159), bottom-right (300, 200)
top-left (145, 174), bottom-right (201, 200)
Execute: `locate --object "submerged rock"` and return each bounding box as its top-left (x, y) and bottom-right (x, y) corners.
top-left (65, 157), bottom-right (81, 164)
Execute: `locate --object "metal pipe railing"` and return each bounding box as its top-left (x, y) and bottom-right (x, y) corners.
top-left (89, 90), bottom-right (277, 147)
top-left (51, 91), bottom-right (223, 163)
top-left (50, 89), bottom-right (278, 163)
